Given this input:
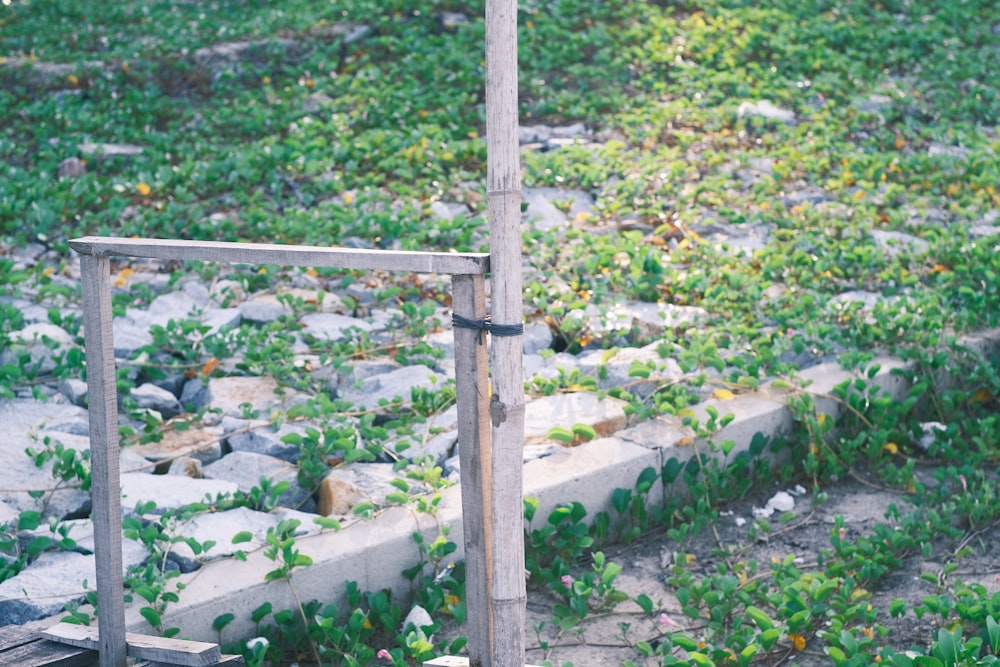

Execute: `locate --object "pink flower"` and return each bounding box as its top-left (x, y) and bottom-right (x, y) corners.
top-left (838, 527), bottom-right (846, 541)
top-left (958, 474), bottom-right (967, 492)
top-left (561, 575), bottom-right (573, 587)
top-left (658, 613), bottom-right (679, 628)
top-left (377, 648), bottom-right (392, 660)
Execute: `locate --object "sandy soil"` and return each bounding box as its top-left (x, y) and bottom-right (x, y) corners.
top-left (484, 472), bottom-right (1000, 667)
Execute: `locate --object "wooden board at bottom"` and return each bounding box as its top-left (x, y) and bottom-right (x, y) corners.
top-left (0, 626), bottom-right (97, 667)
top-left (41, 624), bottom-right (221, 667)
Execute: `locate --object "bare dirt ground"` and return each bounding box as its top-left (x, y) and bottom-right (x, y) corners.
top-left (508, 472), bottom-right (1000, 667)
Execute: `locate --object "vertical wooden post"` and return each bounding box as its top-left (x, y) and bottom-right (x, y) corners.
top-left (80, 254), bottom-right (128, 667)
top-left (451, 274), bottom-right (493, 667)
top-left (485, 0), bottom-right (527, 665)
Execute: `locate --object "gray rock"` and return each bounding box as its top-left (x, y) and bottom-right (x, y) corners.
top-left (323, 463), bottom-right (398, 507)
top-left (168, 506), bottom-right (284, 571)
top-left (130, 383), bottom-right (182, 419)
top-left (439, 12), bottom-right (469, 29)
top-left (828, 290), bottom-right (891, 311)
top-left (2, 323), bottom-right (76, 375)
top-left (192, 39), bottom-right (295, 66)
top-left (0, 551), bottom-right (95, 625)
top-left (385, 405), bottom-right (459, 463)
top-left (111, 318), bottom-right (154, 357)
top-left (167, 456), bottom-right (204, 478)
top-left (180, 378), bottom-right (211, 412)
top-left (68, 519), bottom-right (150, 572)
top-left (429, 201), bottom-right (469, 221)
top-left (77, 143), bottom-right (146, 158)
top-left (332, 359), bottom-right (404, 395)
top-left (120, 474), bottom-right (238, 514)
top-left (783, 187), bottom-right (833, 208)
top-left (200, 307), bottom-right (242, 335)
top-left (578, 344), bottom-right (685, 396)
top-left (57, 157), bottom-right (86, 179)
top-left (927, 143), bottom-right (972, 159)
top-left (738, 100), bottom-right (796, 124)
top-left (519, 123), bottom-right (590, 147)
top-left (222, 417), bottom-right (302, 463)
top-left (522, 188), bottom-right (595, 232)
top-left (564, 301), bottom-right (705, 339)
top-left (0, 297), bottom-right (50, 324)
top-left (299, 312), bottom-right (374, 341)
top-left (314, 23), bottom-right (371, 44)
top-left (208, 375), bottom-right (291, 418)
top-left (522, 322), bottom-right (554, 355)
top-left (59, 379), bottom-right (89, 407)
top-left (202, 451), bottom-right (311, 509)
top-left (855, 95), bottom-right (894, 114)
top-left (238, 299), bottom-right (286, 324)
top-left (0, 502), bottom-right (19, 529)
top-left (523, 352), bottom-right (581, 382)
top-left (340, 365), bottom-right (444, 410)
top-left (870, 230), bottom-right (929, 259)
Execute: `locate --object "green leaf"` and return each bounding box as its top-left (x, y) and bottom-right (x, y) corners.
top-left (571, 423), bottom-right (597, 441)
top-left (745, 605), bottom-right (773, 630)
top-left (889, 598), bottom-right (907, 617)
top-left (547, 426), bottom-right (575, 444)
top-left (635, 593), bottom-right (654, 614)
top-left (688, 652), bottom-right (714, 666)
top-left (213, 613), bottom-right (235, 631)
top-left (251, 602), bottom-right (273, 624)
top-left (313, 516), bottom-right (342, 530)
top-left (759, 628), bottom-right (781, 650)
top-left (231, 531), bottom-right (254, 544)
top-left (139, 607), bottom-right (161, 629)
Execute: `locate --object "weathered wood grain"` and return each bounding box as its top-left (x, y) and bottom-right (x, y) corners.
top-left (69, 237), bottom-right (490, 275)
top-left (451, 274), bottom-right (493, 666)
top-left (42, 624), bottom-right (222, 667)
top-left (485, 0), bottom-right (528, 665)
top-left (80, 255), bottom-right (128, 667)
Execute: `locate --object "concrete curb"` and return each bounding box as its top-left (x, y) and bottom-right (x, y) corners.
top-left (119, 328), bottom-right (1000, 645)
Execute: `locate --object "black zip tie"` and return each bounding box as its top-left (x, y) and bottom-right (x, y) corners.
top-left (452, 313), bottom-right (524, 344)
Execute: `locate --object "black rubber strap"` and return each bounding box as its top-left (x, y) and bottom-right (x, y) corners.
top-left (452, 313), bottom-right (524, 344)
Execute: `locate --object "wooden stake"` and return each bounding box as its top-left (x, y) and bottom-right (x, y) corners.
top-left (451, 275), bottom-right (493, 666)
top-left (80, 254), bottom-right (127, 667)
top-left (485, 0), bottom-right (527, 665)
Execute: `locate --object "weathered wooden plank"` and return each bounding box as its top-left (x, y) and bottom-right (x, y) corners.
top-left (0, 629), bottom-right (98, 667)
top-left (42, 624), bottom-right (222, 667)
top-left (143, 656), bottom-right (245, 667)
top-left (80, 254), bottom-right (128, 667)
top-left (0, 624), bottom-right (42, 651)
top-left (485, 0), bottom-right (528, 665)
top-left (69, 236), bottom-right (490, 275)
top-left (1, 642), bottom-right (97, 667)
top-left (451, 274), bottom-right (493, 667)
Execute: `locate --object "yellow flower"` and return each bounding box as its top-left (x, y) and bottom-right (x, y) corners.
top-left (136, 182), bottom-right (152, 196)
top-left (789, 633), bottom-right (806, 651)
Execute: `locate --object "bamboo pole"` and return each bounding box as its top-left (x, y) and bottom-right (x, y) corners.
top-left (485, 0), bottom-right (527, 665)
top-left (80, 255), bottom-right (128, 667)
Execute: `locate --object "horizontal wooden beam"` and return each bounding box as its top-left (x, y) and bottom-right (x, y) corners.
top-left (70, 236), bottom-right (490, 275)
top-left (41, 623), bottom-right (221, 667)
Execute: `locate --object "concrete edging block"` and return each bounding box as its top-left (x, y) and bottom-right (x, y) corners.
top-left (523, 437), bottom-right (661, 525)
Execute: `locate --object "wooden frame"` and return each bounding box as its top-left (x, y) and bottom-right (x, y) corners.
top-left (72, 237), bottom-right (493, 667)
